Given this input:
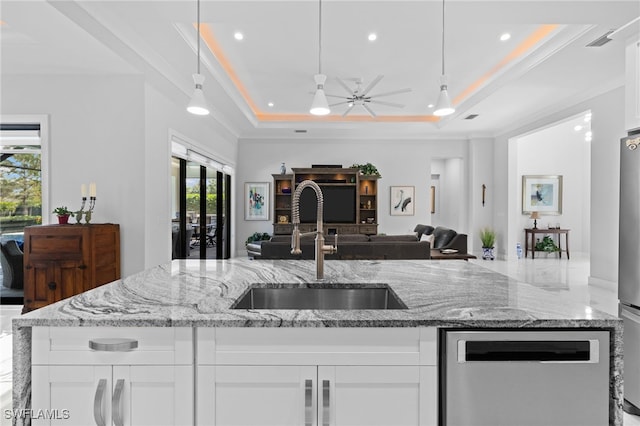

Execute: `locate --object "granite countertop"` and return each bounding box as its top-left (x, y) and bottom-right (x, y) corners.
top-left (13, 258), bottom-right (621, 329)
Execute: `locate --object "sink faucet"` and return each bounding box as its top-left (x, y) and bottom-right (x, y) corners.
top-left (291, 180), bottom-right (337, 279)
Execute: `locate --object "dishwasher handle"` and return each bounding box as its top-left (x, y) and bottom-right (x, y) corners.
top-left (457, 339), bottom-right (599, 363)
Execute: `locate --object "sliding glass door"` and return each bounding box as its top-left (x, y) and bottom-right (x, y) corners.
top-left (171, 156), bottom-right (230, 260)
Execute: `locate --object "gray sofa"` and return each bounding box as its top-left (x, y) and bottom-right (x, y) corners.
top-left (252, 233), bottom-right (431, 260)
top-left (247, 225), bottom-right (470, 260)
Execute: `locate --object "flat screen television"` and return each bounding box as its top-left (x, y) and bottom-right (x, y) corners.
top-left (299, 185), bottom-right (356, 223)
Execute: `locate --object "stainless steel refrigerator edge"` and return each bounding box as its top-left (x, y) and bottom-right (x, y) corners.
top-left (619, 133), bottom-right (640, 415)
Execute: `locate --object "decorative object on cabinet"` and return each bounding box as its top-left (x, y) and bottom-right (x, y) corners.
top-left (522, 175), bottom-right (563, 214)
top-left (350, 162), bottom-right (381, 177)
top-left (22, 224), bottom-right (120, 313)
top-left (52, 206), bottom-right (73, 224)
top-left (245, 232), bottom-right (271, 246)
top-left (479, 227), bottom-right (496, 260)
top-left (529, 211), bottom-right (540, 229)
top-left (390, 186), bottom-right (414, 216)
top-left (245, 182), bottom-right (270, 221)
top-left (280, 162), bottom-right (287, 174)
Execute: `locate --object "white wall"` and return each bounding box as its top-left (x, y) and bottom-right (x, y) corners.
top-left (236, 138), bottom-right (471, 253)
top-left (2, 75), bottom-right (238, 276)
top-left (494, 86), bottom-right (625, 285)
top-left (514, 115), bottom-right (591, 254)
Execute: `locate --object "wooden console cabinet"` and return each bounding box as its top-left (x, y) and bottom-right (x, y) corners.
top-left (23, 224), bottom-right (120, 313)
top-left (272, 168), bottom-right (379, 235)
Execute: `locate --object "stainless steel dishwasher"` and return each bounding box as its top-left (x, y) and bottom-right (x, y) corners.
top-left (440, 329), bottom-right (609, 426)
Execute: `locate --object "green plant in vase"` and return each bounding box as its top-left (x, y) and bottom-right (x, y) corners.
top-left (479, 227), bottom-right (496, 260)
top-left (52, 206), bottom-right (73, 224)
top-left (350, 162), bottom-right (381, 178)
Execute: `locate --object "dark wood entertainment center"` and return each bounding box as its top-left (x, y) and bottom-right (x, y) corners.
top-left (272, 167), bottom-right (379, 235)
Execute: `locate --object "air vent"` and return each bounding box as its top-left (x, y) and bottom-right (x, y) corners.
top-left (294, 129), bottom-right (307, 133)
top-left (586, 30), bottom-right (614, 47)
top-left (464, 114), bottom-right (479, 120)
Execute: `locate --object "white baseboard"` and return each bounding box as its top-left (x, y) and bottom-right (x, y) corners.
top-left (588, 275), bottom-right (617, 291)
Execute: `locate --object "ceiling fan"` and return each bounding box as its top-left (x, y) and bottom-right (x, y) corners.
top-left (325, 75), bottom-right (411, 117)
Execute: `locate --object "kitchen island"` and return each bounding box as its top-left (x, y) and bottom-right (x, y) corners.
top-left (12, 259), bottom-right (623, 425)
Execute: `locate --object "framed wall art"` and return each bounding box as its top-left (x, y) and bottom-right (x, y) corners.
top-left (390, 186), bottom-right (415, 216)
top-left (522, 175), bottom-right (563, 215)
top-left (245, 182), bottom-right (270, 220)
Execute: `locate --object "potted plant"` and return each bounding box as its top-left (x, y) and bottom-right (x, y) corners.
top-left (350, 162), bottom-right (381, 178)
top-left (245, 232), bottom-right (271, 246)
top-left (479, 227), bottom-right (496, 260)
top-left (52, 206), bottom-right (73, 224)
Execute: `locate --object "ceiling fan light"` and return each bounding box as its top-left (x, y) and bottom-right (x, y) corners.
top-left (433, 85), bottom-right (455, 117)
top-left (187, 74), bottom-right (210, 115)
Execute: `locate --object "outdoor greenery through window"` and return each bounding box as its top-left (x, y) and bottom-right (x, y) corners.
top-left (0, 152), bottom-right (42, 234)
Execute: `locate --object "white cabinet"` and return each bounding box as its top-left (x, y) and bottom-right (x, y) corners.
top-left (626, 36), bottom-right (640, 132)
top-left (197, 327), bottom-right (438, 426)
top-left (32, 365), bottom-right (192, 426)
top-left (31, 327), bottom-right (193, 426)
top-left (200, 365), bottom-right (434, 426)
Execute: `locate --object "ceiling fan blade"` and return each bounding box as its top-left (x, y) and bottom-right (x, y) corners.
top-left (370, 88), bottom-right (412, 98)
top-left (342, 104), bottom-right (355, 117)
top-left (325, 93), bottom-right (348, 99)
top-left (362, 104), bottom-right (377, 118)
top-left (369, 100), bottom-right (405, 108)
top-left (329, 101), bottom-right (351, 107)
top-left (336, 78), bottom-right (354, 95)
top-left (361, 75), bottom-right (384, 96)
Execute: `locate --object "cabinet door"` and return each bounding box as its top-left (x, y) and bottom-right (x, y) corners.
top-left (319, 366), bottom-right (437, 426)
top-left (112, 365), bottom-right (193, 426)
top-left (201, 365), bottom-right (317, 426)
top-left (32, 365), bottom-right (112, 426)
top-left (24, 260), bottom-right (83, 311)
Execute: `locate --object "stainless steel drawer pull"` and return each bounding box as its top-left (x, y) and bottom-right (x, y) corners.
top-left (89, 338), bottom-right (138, 352)
top-left (305, 379), bottom-right (313, 426)
top-left (93, 379), bottom-right (107, 426)
top-left (112, 379), bottom-right (125, 426)
top-left (322, 380), bottom-right (330, 426)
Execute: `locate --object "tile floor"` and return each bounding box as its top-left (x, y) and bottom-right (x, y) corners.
top-left (1, 255), bottom-right (639, 424)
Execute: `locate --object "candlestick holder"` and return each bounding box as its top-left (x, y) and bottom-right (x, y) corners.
top-left (84, 197), bottom-right (96, 224)
top-left (74, 197), bottom-right (87, 224)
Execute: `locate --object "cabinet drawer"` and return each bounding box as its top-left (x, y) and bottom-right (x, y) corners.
top-left (198, 327), bottom-right (437, 366)
top-left (26, 234), bottom-right (83, 260)
top-left (32, 326), bottom-right (193, 365)
top-left (359, 225), bottom-right (378, 234)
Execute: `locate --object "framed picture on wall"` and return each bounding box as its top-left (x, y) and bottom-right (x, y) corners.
top-left (390, 186), bottom-right (415, 216)
top-left (245, 182), bottom-right (270, 220)
top-left (522, 175), bottom-right (563, 214)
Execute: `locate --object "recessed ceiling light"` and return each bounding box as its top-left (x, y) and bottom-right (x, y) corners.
top-left (234, 32), bottom-right (244, 41)
top-left (427, 104), bottom-right (434, 108)
top-left (368, 33), bottom-right (377, 41)
top-left (584, 113), bottom-right (592, 122)
top-left (500, 33), bottom-right (511, 41)
top-left (585, 131), bottom-right (593, 141)
top-left (267, 102), bottom-right (274, 107)
top-left (574, 125), bottom-right (583, 131)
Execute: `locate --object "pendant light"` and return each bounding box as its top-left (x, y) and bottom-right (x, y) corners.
top-left (309, 0), bottom-right (330, 116)
top-left (187, 0), bottom-right (210, 116)
top-left (433, 0), bottom-right (455, 117)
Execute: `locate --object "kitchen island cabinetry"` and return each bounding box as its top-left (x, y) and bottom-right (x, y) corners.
top-left (196, 328), bottom-right (437, 426)
top-left (12, 259), bottom-right (623, 426)
top-left (30, 327), bottom-right (193, 426)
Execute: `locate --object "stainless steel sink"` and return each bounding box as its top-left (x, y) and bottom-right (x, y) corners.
top-left (231, 284), bottom-right (407, 310)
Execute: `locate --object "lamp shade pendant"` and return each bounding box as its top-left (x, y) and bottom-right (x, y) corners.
top-left (187, 0), bottom-right (210, 116)
top-left (187, 73), bottom-right (210, 115)
top-left (309, 0), bottom-right (330, 116)
top-left (310, 74), bottom-right (330, 116)
top-left (433, 0), bottom-right (455, 117)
